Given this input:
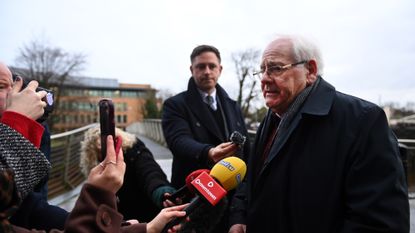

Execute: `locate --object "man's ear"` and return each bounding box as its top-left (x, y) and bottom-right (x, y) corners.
top-left (306, 60), bottom-right (318, 85)
top-left (190, 65), bottom-right (193, 74)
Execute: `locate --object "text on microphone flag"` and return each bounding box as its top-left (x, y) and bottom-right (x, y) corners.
top-left (191, 172), bottom-right (227, 206)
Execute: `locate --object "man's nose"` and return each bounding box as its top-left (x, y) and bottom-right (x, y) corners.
top-left (261, 72), bottom-right (273, 84)
top-left (203, 66), bottom-right (212, 73)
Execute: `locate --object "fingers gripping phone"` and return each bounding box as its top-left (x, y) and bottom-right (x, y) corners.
top-left (99, 99), bottom-right (116, 162)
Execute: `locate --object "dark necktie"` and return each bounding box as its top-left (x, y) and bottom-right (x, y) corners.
top-left (261, 115), bottom-right (280, 165)
top-left (206, 95), bottom-right (216, 111)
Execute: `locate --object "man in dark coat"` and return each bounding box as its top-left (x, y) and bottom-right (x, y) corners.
top-left (229, 35), bottom-right (409, 233)
top-left (162, 45), bottom-right (250, 232)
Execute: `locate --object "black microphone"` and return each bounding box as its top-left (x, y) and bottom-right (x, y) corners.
top-left (179, 196), bottom-right (228, 233)
top-left (229, 131), bottom-right (246, 147)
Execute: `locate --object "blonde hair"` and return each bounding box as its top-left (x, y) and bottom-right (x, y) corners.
top-left (79, 125), bottom-right (137, 176)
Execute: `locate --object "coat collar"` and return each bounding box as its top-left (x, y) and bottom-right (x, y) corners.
top-left (184, 77), bottom-right (230, 141)
top-left (256, 77), bottom-right (336, 175)
top-left (300, 77), bottom-right (335, 117)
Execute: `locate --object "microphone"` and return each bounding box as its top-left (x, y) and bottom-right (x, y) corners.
top-left (161, 157), bottom-right (246, 233)
top-left (209, 156), bottom-right (247, 191)
top-left (165, 169), bottom-right (210, 203)
top-left (229, 131), bottom-right (246, 147)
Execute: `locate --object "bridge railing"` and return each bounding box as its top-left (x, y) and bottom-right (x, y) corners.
top-left (48, 123), bottom-right (97, 200)
top-left (127, 119), bottom-right (166, 146)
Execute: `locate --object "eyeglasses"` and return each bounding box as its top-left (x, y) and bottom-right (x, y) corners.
top-left (253, 60), bottom-right (307, 80)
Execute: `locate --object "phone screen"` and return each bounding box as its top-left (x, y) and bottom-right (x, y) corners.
top-left (99, 99), bottom-right (115, 162)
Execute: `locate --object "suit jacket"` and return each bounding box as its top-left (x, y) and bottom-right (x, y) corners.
top-left (162, 77), bottom-right (249, 189)
top-left (230, 78), bottom-right (409, 233)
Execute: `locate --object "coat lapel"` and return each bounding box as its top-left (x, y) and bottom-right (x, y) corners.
top-left (216, 86), bottom-right (238, 138)
top-left (257, 78), bottom-right (336, 177)
top-left (185, 78), bottom-right (225, 141)
top-left (250, 111), bottom-right (274, 185)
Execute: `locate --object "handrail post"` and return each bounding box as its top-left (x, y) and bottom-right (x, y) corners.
top-left (63, 134), bottom-right (73, 188)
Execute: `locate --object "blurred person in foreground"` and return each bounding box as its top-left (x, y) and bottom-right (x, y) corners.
top-left (1, 130), bottom-right (187, 232)
top-left (229, 35), bottom-right (409, 233)
top-left (162, 45), bottom-right (250, 232)
top-left (80, 125), bottom-right (177, 222)
top-left (0, 62), bottom-right (187, 233)
top-left (0, 62), bottom-right (69, 231)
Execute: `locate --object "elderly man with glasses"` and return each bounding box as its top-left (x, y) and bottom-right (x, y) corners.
top-left (229, 35), bottom-right (409, 233)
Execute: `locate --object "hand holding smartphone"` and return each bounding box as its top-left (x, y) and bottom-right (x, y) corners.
top-left (99, 99), bottom-right (116, 162)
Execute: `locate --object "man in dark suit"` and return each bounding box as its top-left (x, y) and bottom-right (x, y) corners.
top-left (162, 45), bottom-right (250, 232)
top-left (229, 35), bottom-right (409, 233)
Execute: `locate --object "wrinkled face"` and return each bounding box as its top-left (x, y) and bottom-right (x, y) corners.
top-left (260, 39), bottom-right (312, 115)
top-left (0, 64), bottom-right (12, 117)
top-left (190, 52), bottom-right (222, 93)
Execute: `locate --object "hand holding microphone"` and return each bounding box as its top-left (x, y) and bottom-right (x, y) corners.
top-left (164, 169), bottom-right (210, 206)
top-left (208, 131), bottom-right (247, 163)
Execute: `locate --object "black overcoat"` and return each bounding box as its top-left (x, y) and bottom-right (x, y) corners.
top-left (162, 78), bottom-right (249, 189)
top-left (231, 78), bottom-right (409, 233)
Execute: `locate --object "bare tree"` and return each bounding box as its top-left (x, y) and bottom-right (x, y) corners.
top-left (231, 48), bottom-right (261, 126)
top-left (14, 37), bottom-right (87, 131)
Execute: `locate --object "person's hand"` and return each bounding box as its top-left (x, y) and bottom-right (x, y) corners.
top-left (147, 203), bottom-right (188, 233)
top-left (6, 79), bottom-right (47, 120)
top-left (228, 224), bottom-right (246, 233)
top-left (162, 193), bottom-right (183, 208)
top-left (87, 135), bottom-right (125, 194)
top-left (208, 142), bottom-right (238, 163)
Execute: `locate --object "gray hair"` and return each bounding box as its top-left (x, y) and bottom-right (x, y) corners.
top-left (279, 35), bottom-right (324, 76)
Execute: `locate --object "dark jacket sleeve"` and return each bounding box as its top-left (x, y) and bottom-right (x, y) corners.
top-left (341, 107), bottom-right (409, 233)
top-left (10, 192), bottom-right (69, 231)
top-left (229, 181), bottom-right (247, 226)
top-left (162, 97), bottom-right (213, 166)
top-left (65, 183), bottom-right (147, 233)
top-left (132, 139), bottom-right (171, 198)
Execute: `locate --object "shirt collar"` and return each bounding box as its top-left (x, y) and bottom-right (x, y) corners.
top-left (198, 88), bottom-right (217, 107)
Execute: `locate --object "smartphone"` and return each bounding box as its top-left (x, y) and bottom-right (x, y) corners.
top-left (99, 99), bottom-right (116, 162)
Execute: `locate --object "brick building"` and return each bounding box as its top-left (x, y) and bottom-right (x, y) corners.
top-left (53, 77), bottom-right (155, 132)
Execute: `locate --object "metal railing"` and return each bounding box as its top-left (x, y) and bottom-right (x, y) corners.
top-left (400, 139), bottom-right (415, 193)
top-left (127, 119), bottom-right (166, 146)
top-left (48, 123), bottom-right (97, 200)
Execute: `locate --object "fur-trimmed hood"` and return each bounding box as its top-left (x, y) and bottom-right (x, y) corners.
top-left (80, 125), bottom-right (137, 177)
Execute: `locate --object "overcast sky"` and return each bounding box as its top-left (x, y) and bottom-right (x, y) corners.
top-left (1, 0), bottom-right (414, 108)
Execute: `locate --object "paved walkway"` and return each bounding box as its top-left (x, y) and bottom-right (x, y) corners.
top-left (137, 135), bottom-right (173, 181)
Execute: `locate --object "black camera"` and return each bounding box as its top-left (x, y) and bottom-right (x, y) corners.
top-left (12, 73), bottom-right (54, 123)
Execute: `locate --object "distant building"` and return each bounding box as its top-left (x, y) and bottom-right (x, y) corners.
top-left (53, 77), bottom-right (156, 132)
